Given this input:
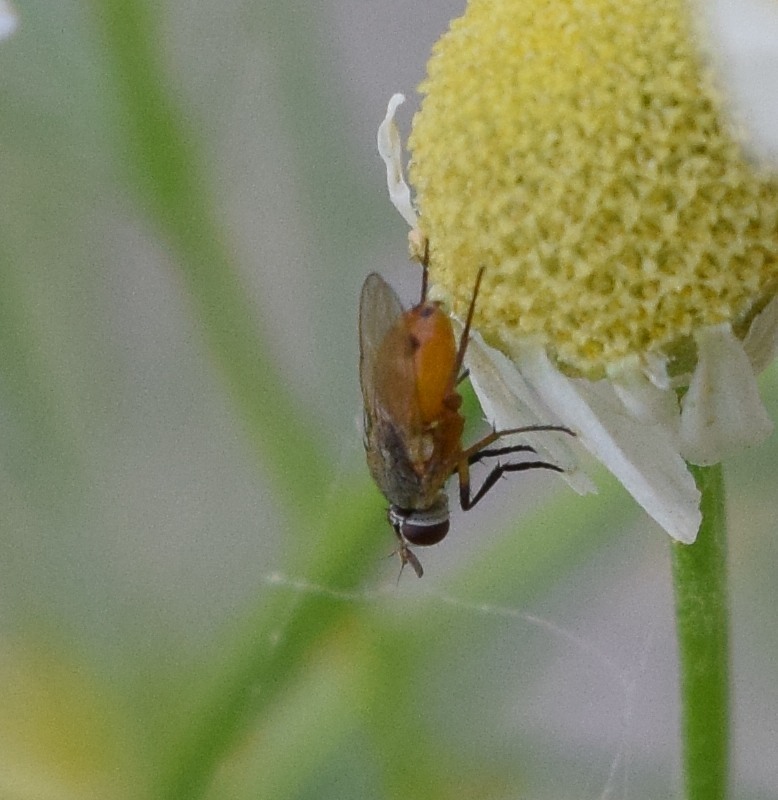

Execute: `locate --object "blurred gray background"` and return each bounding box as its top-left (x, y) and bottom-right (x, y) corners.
top-left (0, 2), bottom-right (775, 799)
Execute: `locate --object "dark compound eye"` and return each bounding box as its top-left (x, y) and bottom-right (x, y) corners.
top-left (389, 502), bottom-right (450, 548)
top-left (402, 517), bottom-right (450, 546)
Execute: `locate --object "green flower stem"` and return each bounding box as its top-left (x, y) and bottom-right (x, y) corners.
top-left (671, 463), bottom-right (729, 800)
top-left (88, 0), bottom-right (335, 512)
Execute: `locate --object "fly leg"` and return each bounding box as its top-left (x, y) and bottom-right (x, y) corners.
top-left (456, 427), bottom-right (573, 512)
top-left (457, 451), bottom-right (565, 511)
top-left (460, 424), bottom-right (575, 462)
top-left (469, 443), bottom-right (537, 462)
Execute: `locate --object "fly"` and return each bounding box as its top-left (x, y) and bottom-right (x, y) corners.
top-left (359, 256), bottom-right (572, 577)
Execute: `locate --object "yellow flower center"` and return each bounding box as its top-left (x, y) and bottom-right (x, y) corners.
top-left (408, 0), bottom-right (778, 378)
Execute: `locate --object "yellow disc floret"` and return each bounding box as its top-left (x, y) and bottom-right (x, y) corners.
top-left (408, 0), bottom-right (778, 378)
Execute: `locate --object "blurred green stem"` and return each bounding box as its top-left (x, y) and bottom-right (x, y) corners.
top-left (89, 0), bottom-right (329, 512)
top-left (671, 463), bottom-right (729, 800)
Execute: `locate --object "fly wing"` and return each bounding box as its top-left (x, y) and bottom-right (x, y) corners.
top-left (358, 273), bottom-right (405, 408)
top-left (359, 272), bottom-right (429, 506)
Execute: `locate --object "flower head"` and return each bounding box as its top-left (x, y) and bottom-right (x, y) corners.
top-left (379, 0), bottom-right (777, 542)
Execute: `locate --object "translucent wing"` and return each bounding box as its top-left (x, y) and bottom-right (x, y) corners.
top-left (359, 272), bottom-right (424, 506)
top-left (359, 273), bottom-right (405, 407)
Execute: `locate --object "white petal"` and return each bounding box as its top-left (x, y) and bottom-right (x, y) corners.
top-left (643, 352), bottom-right (673, 391)
top-left (607, 359), bottom-right (680, 429)
top-left (0, 0), bottom-right (18, 39)
top-left (743, 295), bottom-right (778, 373)
top-left (515, 345), bottom-right (701, 542)
top-left (680, 323), bottom-right (774, 465)
top-left (703, 0), bottom-right (778, 165)
top-left (465, 333), bottom-right (595, 494)
top-left (377, 93), bottom-right (418, 228)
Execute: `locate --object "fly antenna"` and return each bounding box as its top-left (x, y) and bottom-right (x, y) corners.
top-left (453, 266), bottom-right (485, 380)
top-left (419, 238), bottom-right (430, 302)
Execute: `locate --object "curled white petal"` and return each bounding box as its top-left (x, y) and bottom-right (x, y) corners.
top-left (465, 333), bottom-right (595, 494)
top-left (0, 0), bottom-right (18, 39)
top-left (643, 352), bottom-right (673, 391)
top-left (703, 0), bottom-right (778, 165)
top-left (607, 359), bottom-right (680, 429)
top-left (680, 323), bottom-right (773, 465)
top-left (514, 344), bottom-right (701, 543)
top-left (377, 93), bottom-right (418, 228)
top-left (743, 295), bottom-right (778, 373)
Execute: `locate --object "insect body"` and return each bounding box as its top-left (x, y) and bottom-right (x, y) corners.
top-left (359, 263), bottom-right (571, 577)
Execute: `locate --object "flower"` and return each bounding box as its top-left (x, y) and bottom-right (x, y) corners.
top-left (702, 0), bottom-right (778, 167)
top-left (0, 1), bottom-right (18, 40)
top-left (378, 0), bottom-right (778, 543)
top-left (0, 644), bottom-right (138, 798)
